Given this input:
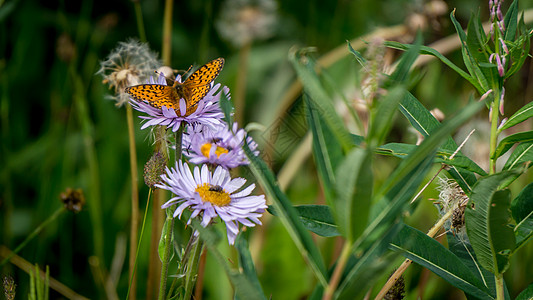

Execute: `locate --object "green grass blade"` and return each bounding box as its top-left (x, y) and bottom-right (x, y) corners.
top-left (492, 131), bottom-right (533, 159)
top-left (500, 101), bottom-right (533, 131)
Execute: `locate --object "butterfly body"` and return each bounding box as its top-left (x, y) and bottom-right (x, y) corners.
top-left (125, 58), bottom-right (225, 116)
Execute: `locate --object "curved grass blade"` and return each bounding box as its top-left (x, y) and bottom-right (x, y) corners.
top-left (492, 131), bottom-right (533, 159)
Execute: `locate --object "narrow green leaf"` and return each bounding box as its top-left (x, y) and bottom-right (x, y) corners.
top-left (390, 225), bottom-right (493, 298)
top-left (219, 89), bottom-right (234, 125)
top-left (466, 173), bottom-right (518, 274)
top-left (158, 215), bottom-right (174, 262)
top-left (466, 13), bottom-right (497, 89)
top-left (268, 205), bottom-right (341, 237)
top-left (377, 142), bottom-right (487, 176)
top-left (334, 148), bottom-right (373, 242)
top-left (384, 41), bottom-right (481, 92)
top-left (502, 142), bottom-right (533, 171)
top-left (389, 32), bottom-right (421, 84)
top-left (500, 101), bottom-right (533, 131)
top-left (510, 183), bottom-right (533, 252)
top-left (347, 40), bottom-right (366, 66)
top-left (243, 143), bottom-right (328, 286)
top-left (450, 10), bottom-right (490, 91)
top-left (515, 282), bottom-right (533, 300)
top-left (503, 0), bottom-right (519, 41)
top-left (390, 96), bottom-right (486, 194)
top-left (289, 49), bottom-right (353, 152)
top-left (492, 131), bottom-right (533, 158)
top-left (446, 233), bottom-right (500, 298)
top-left (505, 14), bottom-right (531, 79)
top-left (367, 86), bottom-right (405, 148)
top-left (235, 236), bottom-right (265, 295)
top-left (305, 96), bottom-right (343, 203)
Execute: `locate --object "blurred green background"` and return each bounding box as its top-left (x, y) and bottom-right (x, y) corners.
top-left (1, 0), bottom-right (532, 299)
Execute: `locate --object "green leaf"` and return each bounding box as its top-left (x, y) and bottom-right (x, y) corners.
top-left (377, 142), bottom-right (487, 176)
top-left (367, 86), bottom-right (405, 148)
top-left (219, 89), bottom-right (234, 125)
top-left (289, 48), bottom-right (353, 152)
top-left (384, 41), bottom-right (481, 92)
top-left (390, 225), bottom-right (493, 298)
top-left (515, 282), bottom-right (533, 300)
top-left (466, 173), bottom-right (518, 275)
top-left (268, 205), bottom-right (340, 237)
top-left (389, 32), bottom-right (421, 84)
top-left (235, 236), bottom-right (265, 295)
top-left (347, 40), bottom-right (366, 66)
top-left (450, 10), bottom-right (489, 92)
top-left (243, 143), bottom-right (328, 287)
top-left (510, 183), bottom-right (533, 252)
top-left (505, 14), bottom-right (531, 79)
top-left (158, 214), bottom-right (174, 262)
top-left (394, 94), bottom-right (486, 193)
top-left (334, 148), bottom-right (373, 242)
top-left (499, 101), bottom-right (533, 131)
top-left (492, 131), bottom-right (533, 159)
top-left (503, 0), bottom-right (519, 41)
top-left (466, 12), bottom-right (497, 89)
top-left (446, 233), bottom-right (500, 299)
top-left (305, 96), bottom-right (343, 203)
top-left (502, 141), bottom-right (533, 171)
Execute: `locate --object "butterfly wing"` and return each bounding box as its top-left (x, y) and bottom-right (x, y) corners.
top-left (125, 84), bottom-right (180, 110)
top-left (182, 58), bottom-right (225, 108)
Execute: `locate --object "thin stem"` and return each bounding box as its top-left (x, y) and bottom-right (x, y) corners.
top-left (126, 188), bottom-right (152, 300)
top-left (133, 1), bottom-right (147, 43)
top-left (126, 104), bottom-right (139, 300)
top-left (322, 242), bottom-right (352, 300)
top-left (162, 0), bottom-right (173, 66)
top-left (495, 274), bottom-right (505, 300)
top-left (0, 207), bottom-right (66, 267)
top-left (175, 123), bottom-right (184, 162)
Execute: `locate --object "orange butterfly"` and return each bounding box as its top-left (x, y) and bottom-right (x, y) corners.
top-left (125, 58), bottom-right (225, 116)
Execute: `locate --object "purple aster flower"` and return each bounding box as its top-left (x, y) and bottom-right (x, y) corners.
top-left (183, 122), bottom-right (259, 169)
top-left (129, 73), bottom-right (228, 132)
top-left (157, 161), bottom-right (267, 245)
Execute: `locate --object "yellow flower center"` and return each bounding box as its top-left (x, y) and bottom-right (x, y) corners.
top-left (195, 183), bottom-right (231, 206)
top-left (200, 143), bottom-right (229, 158)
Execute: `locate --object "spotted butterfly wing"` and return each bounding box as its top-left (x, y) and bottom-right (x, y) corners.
top-left (179, 58), bottom-right (225, 108)
top-left (125, 84), bottom-right (180, 110)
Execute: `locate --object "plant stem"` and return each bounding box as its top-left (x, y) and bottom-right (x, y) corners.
top-left (323, 242), bottom-right (352, 300)
top-left (489, 89), bottom-right (501, 175)
top-left (133, 1), bottom-right (147, 43)
top-left (126, 188), bottom-right (152, 300)
top-left (162, 0), bottom-right (173, 65)
top-left (126, 104), bottom-right (139, 300)
top-left (0, 207), bottom-right (66, 267)
top-left (495, 274), bottom-right (504, 300)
